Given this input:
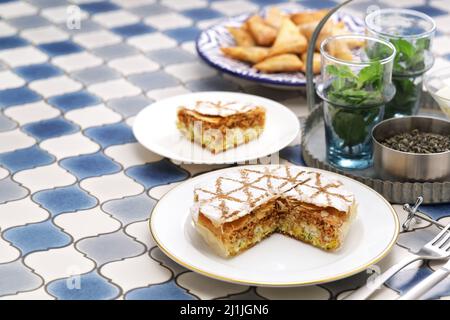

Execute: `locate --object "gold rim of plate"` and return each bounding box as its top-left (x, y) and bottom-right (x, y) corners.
top-left (149, 165), bottom-right (400, 287)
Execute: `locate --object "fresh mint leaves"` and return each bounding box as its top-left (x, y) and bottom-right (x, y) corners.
top-left (391, 38), bottom-right (427, 74)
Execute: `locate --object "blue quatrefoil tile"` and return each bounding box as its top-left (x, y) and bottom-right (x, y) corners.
top-left (47, 270), bottom-right (120, 300)
top-left (417, 203), bottom-right (450, 221)
top-left (0, 260), bottom-right (43, 297)
top-left (125, 280), bottom-right (196, 300)
top-left (111, 23), bottom-right (155, 37)
top-left (3, 220), bottom-right (71, 256)
top-left (407, 5), bottom-right (448, 17)
top-left (14, 63), bottom-right (63, 82)
top-left (279, 145), bottom-right (306, 166)
top-left (386, 265), bottom-right (450, 300)
top-left (48, 90), bottom-right (101, 112)
top-left (181, 8), bottom-right (223, 20)
top-left (164, 27), bottom-right (201, 43)
top-left (0, 36), bottom-right (29, 50)
top-left (38, 40), bottom-right (83, 57)
top-left (0, 145), bottom-right (55, 173)
top-left (0, 87), bottom-right (41, 109)
top-left (79, 1), bottom-right (120, 14)
top-left (60, 151), bottom-right (122, 180)
top-left (84, 122), bottom-right (137, 148)
top-left (33, 185), bottom-right (97, 217)
top-left (76, 230), bottom-right (145, 266)
top-left (22, 117), bottom-right (79, 141)
top-left (102, 193), bottom-right (156, 225)
top-left (126, 159), bottom-right (189, 189)
top-left (299, 0), bottom-right (337, 9)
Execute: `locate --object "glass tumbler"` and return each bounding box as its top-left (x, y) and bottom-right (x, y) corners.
top-left (317, 34), bottom-right (396, 170)
top-left (365, 8), bottom-right (436, 119)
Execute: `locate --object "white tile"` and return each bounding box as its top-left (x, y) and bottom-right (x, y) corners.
top-left (101, 253), bottom-right (172, 293)
top-left (104, 142), bottom-right (163, 168)
top-left (74, 30), bottom-right (122, 49)
top-left (432, 36), bottom-right (450, 56)
top-left (0, 198), bottom-right (49, 231)
top-left (65, 104), bottom-right (122, 129)
top-left (112, 0), bottom-right (156, 7)
top-left (41, 5), bottom-right (88, 24)
top-left (4, 101), bottom-right (61, 126)
top-left (378, 0), bottom-right (426, 8)
top-left (0, 2), bottom-right (37, 19)
top-left (29, 75), bottom-right (82, 98)
top-left (108, 55), bottom-right (159, 75)
top-left (21, 26), bottom-right (69, 45)
top-left (144, 12), bottom-right (192, 30)
top-left (0, 21), bottom-right (17, 37)
top-left (125, 115), bottom-right (135, 126)
top-left (52, 51), bottom-right (103, 72)
top-left (125, 220), bottom-right (155, 248)
top-left (146, 85), bottom-right (191, 100)
top-left (127, 32), bottom-right (177, 51)
top-left (0, 167), bottom-right (8, 180)
top-left (93, 10), bottom-right (140, 28)
top-left (197, 18), bottom-right (223, 30)
top-left (211, 0), bottom-right (258, 16)
top-left (88, 79), bottom-right (141, 100)
top-left (0, 237), bottom-right (20, 264)
top-left (24, 244), bottom-right (95, 283)
top-left (0, 287), bottom-right (55, 300)
top-left (161, 0), bottom-right (207, 10)
top-left (147, 181), bottom-right (181, 200)
top-left (181, 41), bottom-right (196, 54)
top-left (165, 61), bottom-right (216, 82)
top-left (40, 132), bottom-right (100, 159)
top-left (0, 46), bottom-right (48, 67)
top-left (0, 71), bottom-right (25, 90)
top-left (13, 163), bottom-right (76, 193)
top-left (54, 207), bottom-right (121, 241)
top-left (177, 272), bottom-right (248, 299)
top-left (0, 128), bottom-right (35, 153)
top-left (80, 172), bottom-right (144, 203)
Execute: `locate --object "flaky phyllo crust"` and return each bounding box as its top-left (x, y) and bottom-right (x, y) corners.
top-left (176, 100), bottom-right (266, 153)
top-left (191, 166), bottom-right (357, 257)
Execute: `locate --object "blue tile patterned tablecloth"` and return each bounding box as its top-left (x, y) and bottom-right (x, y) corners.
top-left (0, 0), bottom-right (450, 300)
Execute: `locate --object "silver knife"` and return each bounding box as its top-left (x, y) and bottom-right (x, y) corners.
top-left (398, 259), bottom-right (450, 300)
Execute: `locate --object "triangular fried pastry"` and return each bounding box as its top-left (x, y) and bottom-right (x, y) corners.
top-left (268, 19), bottom-right (307, 56)
top-left (246, 15), bottom-right (277, 46)
top-left (265, 7), bottom-right (287, 29)
top-left (221, 46), bottom-right (269, 64)
top-left (254, 53), bottom-right (304, 73)
top-left (227, 26), bottom-right (255, 47)
top-left (291, 9), bottom-right (329, 25)
top-left (301, 52), bottom-right (321, 74)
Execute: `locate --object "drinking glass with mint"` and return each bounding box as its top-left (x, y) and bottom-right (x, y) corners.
top-left (317, 35), bottom-right (396, 170)
top-left (366, 9), bottom-right (436, 119)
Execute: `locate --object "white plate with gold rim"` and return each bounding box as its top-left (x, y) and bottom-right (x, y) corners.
top-left (150, 165), bottom-right (399, 287)
top-left (132, 91), bottom-right (300, 164)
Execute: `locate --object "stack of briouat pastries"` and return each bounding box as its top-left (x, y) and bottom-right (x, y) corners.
top-left (177, 100), bottom-right (266, 153)
top-left (191, 166), bottom-right (357, 257)
top-left (221, 7), bottom-right (363, 74)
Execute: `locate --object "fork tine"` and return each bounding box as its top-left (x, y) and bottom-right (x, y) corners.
top-left (436, 231), bottom-right (450, 249)
top-left (430, 224), bottom-right (450, 246)
top-left (443, 240), bottom-right (450, 252)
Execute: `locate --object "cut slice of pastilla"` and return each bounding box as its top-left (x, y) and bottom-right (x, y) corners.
top-left (268, 19), bottom-right (307, 57)
top-left (221, 47), bottom-right (269, 64)
top-left (246, 15), bottom-right (277, 46)
top-left (227, 26), bottom-right (255, 47)
top-left (254, 53), bottom-right (303, 73)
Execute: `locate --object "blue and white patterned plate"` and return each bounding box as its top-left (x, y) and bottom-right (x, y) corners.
top-left (196, 7), bottom-right (365, 88)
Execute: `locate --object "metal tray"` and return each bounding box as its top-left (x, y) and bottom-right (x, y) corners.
top-left (301, 104), bottom-right (450, 204)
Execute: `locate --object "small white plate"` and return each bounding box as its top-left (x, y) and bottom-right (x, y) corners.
top-left (150, 165), bottom-right (399, 287)
top-left (133, 91), bottom-right (300, 164)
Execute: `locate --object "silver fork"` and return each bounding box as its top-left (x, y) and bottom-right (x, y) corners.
top-left (345, 223), bottom-right (450, 300)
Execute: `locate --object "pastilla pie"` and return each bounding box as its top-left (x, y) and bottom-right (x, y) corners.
top-left (177, 100), bottom-right (266, 153)
top-left (191, 166), bottom-right (357, 257)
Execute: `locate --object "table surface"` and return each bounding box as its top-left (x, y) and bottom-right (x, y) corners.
top-left (1, 0), bottom-right (450, 300)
